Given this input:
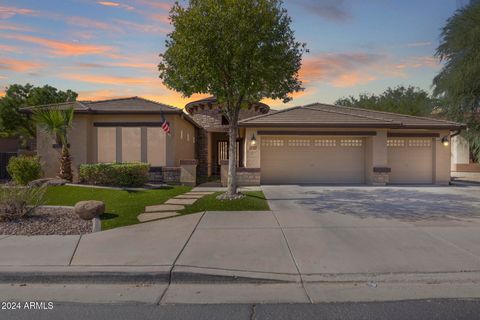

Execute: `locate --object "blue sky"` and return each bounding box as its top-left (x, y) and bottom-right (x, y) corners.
top-left (0, 0), bottom-right (460, 108)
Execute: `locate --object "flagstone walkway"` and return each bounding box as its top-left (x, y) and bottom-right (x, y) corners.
top-left (137, 191), bottom-right (215, 222)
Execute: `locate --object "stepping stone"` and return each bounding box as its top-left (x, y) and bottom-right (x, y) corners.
top-left (165, 198), bottom-right (198, 205)
top-left (138, 212), bottom-right (179, 222)
top-left (174, 194), bottom-right (204, 199)
top-left (145, 204), bottom-right (185, 213)
top-left (187, 192), bottom-right (215, 195)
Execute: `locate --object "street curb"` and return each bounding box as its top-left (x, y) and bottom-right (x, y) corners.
top-left (3, 269), bottom-right (480, 285)
top-left (0, 271), bottom-right (170, 284)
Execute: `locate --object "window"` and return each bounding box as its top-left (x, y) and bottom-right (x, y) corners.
top-left (122, 128), bottom-right (141, 162)
top-left (147, 127), bottom-right (166, 166)
top-left (387, 139), bottom-right (405, 147)
top-left (221, 115), bottom-right (229, 125)
top-left (180, 130), bottom-right (183, 140)
top-left (408, 139), bottom-right (431, 147)
top-left (340, 139), bottom-right (363, 147)
top-left (288, 139), bottom-right (310, 147)
top-left (314, 139), bottom-right (336, 147)
top-left (97, 127), bottom-right (116, 163)
top-left (262, 139), bottom-right (284, 147)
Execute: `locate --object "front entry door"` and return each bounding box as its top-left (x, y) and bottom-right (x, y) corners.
top-left (216, 140), bottom-right (242, 174)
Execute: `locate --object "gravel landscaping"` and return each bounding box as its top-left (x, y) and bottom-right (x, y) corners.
top-left (0, 206), bottom-right (92, 236)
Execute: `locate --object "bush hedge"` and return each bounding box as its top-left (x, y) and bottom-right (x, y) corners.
top-left (7, 155), bottom-right (42, 185)
top-left (79, 163), bottom-right (150, 187)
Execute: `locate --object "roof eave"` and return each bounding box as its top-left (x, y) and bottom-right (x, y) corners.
top-left (238, 123), bottom-right (400, 128)
top-left (239, 122), bottom-right (467, 130)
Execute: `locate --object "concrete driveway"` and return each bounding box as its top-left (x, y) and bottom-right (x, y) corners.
top-left (262, 185), bottom-right (480, 276)
top-left (2, 184), bottom-right (480, 284)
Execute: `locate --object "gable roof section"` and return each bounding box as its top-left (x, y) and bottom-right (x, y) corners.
top-left (239, 103), bottom-right (466, 130)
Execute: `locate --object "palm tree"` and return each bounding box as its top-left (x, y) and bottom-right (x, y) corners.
top-left (433, 1), bottom-right (480, 160)
top-left (33, 107), bottom-right (74, 181)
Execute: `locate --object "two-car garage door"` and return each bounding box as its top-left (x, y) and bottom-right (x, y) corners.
top-left (261, 137), bottom-right (365, 184)
top-left (260, 136), bottom-right (434, 185)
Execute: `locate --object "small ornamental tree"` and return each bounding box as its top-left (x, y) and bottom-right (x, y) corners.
top-left (159, 0), bottom-right (306, 198)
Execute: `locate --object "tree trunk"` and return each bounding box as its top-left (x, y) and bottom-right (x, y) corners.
top-left (226, 121), bottom-right (238, 197)
top-left (59, 146), bottom-right (73, 182)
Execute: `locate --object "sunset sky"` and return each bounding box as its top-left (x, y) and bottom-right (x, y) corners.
top-left (0, 0), bottom-right (461, 109)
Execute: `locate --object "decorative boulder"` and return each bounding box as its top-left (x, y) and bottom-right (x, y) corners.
top-left (74, 200), bottom-right (105, 220)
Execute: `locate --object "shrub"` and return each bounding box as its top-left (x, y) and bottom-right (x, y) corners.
top-left (7, 155), bottom-right (42, 185)
top-left (79, 163), bottom-right (150, 187)
top-left (0, 185), bottom-right (46, 221)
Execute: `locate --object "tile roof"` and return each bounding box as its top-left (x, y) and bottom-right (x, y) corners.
top-left (22, 97), bottom-right (179, 113)
top-left (21, 97), bottom-right (201, 127)
top-left (185, 96), bottom-right (270, 114)
top-left (239, 103), bottom-right (466, 130)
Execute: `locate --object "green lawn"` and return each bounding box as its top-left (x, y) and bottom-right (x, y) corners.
top-left (44, 185), bottom-right (191, 230)
top-left (179, 191), bottom-right (270, 215)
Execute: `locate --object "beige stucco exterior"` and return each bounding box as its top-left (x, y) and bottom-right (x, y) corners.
top-left (243, 127), bottom-right (452, 185)
top-left (36, 113), bottom-right (196, 181)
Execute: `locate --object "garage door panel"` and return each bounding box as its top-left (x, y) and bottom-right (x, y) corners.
top-left (261, 137), bottom-right (365, 184)
top-left (388, 138), bottom-right (433, 184)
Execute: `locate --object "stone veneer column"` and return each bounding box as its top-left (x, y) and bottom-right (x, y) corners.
top-left (180, 159), bottom-right (198, 186)
top-left (368, 130), bottom-right (390, 186)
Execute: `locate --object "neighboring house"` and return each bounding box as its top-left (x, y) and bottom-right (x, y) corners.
top-left (451, 134), bottom-right (480, 173)
top-left (29, 97), bottom-right (465, 185)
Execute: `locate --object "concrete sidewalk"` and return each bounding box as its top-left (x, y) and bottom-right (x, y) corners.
top-left (1, 185), bottom-right (480, 290)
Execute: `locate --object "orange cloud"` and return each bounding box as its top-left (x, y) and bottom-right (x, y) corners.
top-left (0, 90), bottom-right (5, 97)
top-left (0, 22), bottom-right (33, 32)
top-left (67, 16), bottom-right (121, 33)
top-left (97, 1), bottom-right (134, 10)
top-left (61, 73), bottom-right (158, 86)
top-left (148, 13), bottom-right (170, 24)
top-left (0, 44), bottom-right (19, 53)
top-left (136, 0), bottom-right (171, 10)
top-left (2, 34), bottom-right (119, 58)
top-left (0, 57), bottom-right (45, 72)
top-left (331, 72), bottom-right (376, 88)
top-left (300, 53), bottom-right (380, 87)
top-left (0, 6), bottom-right (34, 19)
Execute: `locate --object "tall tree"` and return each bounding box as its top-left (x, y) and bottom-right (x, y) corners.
top-left (0, 84), bottom-right (77, 145)
top-left (335, 86), bottom-right (439, 117)
top-left (159, 0), bottom-right (306, 198)
top-left (33, 107), bottom-right (74, 181)
top-left (433, 1), bottom-right (480, 160)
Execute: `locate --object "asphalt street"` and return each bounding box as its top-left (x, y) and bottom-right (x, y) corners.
top-left (2, 299), bottom-right (480, 320)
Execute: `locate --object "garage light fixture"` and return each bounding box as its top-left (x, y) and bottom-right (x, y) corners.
top-left (441, 136), bottom-right (449, 147)
top-left (250, 134), bottom-right (257, 146)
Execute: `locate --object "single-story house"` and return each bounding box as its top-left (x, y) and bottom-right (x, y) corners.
top-left (29, 96), bottom-right (465, 185)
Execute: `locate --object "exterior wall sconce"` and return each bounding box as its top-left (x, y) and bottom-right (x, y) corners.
top-left (250, 134), bottom-right (257, 146)
top-left (441, 136), bottom-right (449, 147)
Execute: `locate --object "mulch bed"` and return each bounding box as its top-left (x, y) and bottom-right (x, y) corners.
top-left (0, 206), bottom-right (92, 236)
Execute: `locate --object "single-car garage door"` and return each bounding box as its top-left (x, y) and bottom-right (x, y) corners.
top-left (261, 137), bottom-right (365, 184)
top-left (388, 138), bottom-right (433, 184)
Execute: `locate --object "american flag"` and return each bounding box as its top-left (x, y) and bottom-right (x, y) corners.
top-left (161, 116), bottom-right (171, 134)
